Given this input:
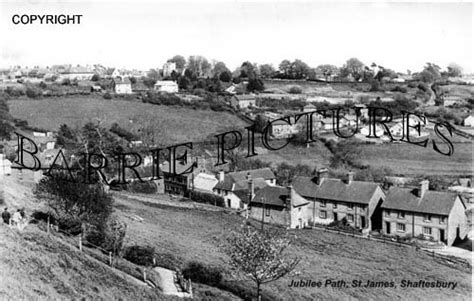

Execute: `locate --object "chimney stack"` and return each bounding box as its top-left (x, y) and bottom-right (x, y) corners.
top-left (316, 168), bottom-right (329, 185)
top-left (347, 171), bottom-right (354, 184)
top-left (418, 180), bottom-right (429, 198)
top-left (218, 170), bottom-right (225, 182)
top-left (247, 173), bottom-right (254, 202)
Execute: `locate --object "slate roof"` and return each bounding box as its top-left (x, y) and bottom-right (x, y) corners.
top-left (292, 176), bottom-right (380, 205)
top-left (382, 187), bottom-right (461, 216)
top-left (114, 77), bottom-right (131, 85)
top-left (193, 173), bottom-right (218, 192)
top-left (161, 160), bottom-right (195, 176)
top-left (214, 168), bottom-right (275, 191)
top-left (234, 95), bottom-right (256, 102)
top-left (251, 186), bottom-right (289, 207)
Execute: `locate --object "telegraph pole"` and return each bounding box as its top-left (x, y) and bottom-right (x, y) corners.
top-left (261, 197), bottom-right (265, 231)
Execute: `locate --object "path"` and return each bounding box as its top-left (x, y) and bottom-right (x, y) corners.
top-left (153, 267), bottom-right (192, 298)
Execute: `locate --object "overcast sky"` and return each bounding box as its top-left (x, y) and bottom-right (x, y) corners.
top-left (0, 1), bottom-right (472, 73)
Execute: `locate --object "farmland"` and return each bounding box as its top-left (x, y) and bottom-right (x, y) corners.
top-left (112, 192), bottom-right (472, 300)
top-left (7, 96), bottom-right (249, 145)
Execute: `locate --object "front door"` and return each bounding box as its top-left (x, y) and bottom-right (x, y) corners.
top-left (361, 216), bottom-right (366, 229)
top-left (439, 229), bottom-right (445, 243)
top-left (334, 213), bottom-right (338, 221)
top-left (386, 222), bottom-right (391, 234)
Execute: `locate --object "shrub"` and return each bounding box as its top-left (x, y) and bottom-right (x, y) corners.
top-left (392, 85), bottom-right (407, 93)
top-left (26, 87), bottom-right (42, 98)
top-left (154, 252), bottom-right (183, 270)
top-left (129, 181), bottom-right (157, 194)
top-left (182, 261), bottom-right (223, 286)
top-left (103, 92), bottom-right (112, 99)
top-left (123, 245), bottom-right (155, 266)
top-left (190, 191), bottom-right (225, 207)
top-left (288, 85), bottom-right (303, 94)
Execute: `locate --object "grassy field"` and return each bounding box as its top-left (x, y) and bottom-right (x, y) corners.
top-left (7, 96), bottom-right (249, 145)
top-left (113, 192), bottom-right (472, 300)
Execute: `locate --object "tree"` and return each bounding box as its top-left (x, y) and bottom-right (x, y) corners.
top-left (91, 74), bottom-right (100, 81)
top-left (278, 60), bottom-right (292, 78)
top-left (0, 95), bottom-right (14, 139)
top-left (143, 77), bottom-right (157, 89)
top-left (446, 63), bottom-right (463, 77)
top-left (219, 70), bottom-right (232, 82)
top-left (240, 61), bottom-right (257, 78)
top-left (342, 58), bottom-right (365, 81)
top-left (315, 64), bottom-right (339, 81)
top-left (56, 124), bottom-right (78, 149)
top-left (34, 173), bottom-right (114, 228)
top-left (187, 55), bottom-right (211, 78)
top-left (259, 64), bottom-right (275, 79)
top-left (212, 61), bottom-right (230, 77)
top-left (291, 59), bottom-right (310, 79)
top-left (223, 225), bottom-right (299, 301)
top-left (247, 77), bottom-right (265, 93)
top-left (168, 55), bottom-right (186, 73)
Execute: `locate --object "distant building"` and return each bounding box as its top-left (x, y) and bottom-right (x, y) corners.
top-left (381, 180), bottom-right (467, 246)
top-left (193, 173), bottom-right (219, 194)
top-left (270, 119), bottom-right (299, 138)
top-left (113, 77), bottom-right (133, 94)
top-left (154, 81), bottom-right (179, 93)
top-left (61, 66), bottom-right (94, 81)
top-left (230, 95), bottom-right (257, 109)
top-left (213, 168), bottom-right (276, 209)
top-left (303, 104), bottom-right (316, 113)
top-left (161, 157), bottom-right (207, 195)
top-left (463, 115), bottom-right (474, 127)
top-left (163, 62), bottom-right (177, 77)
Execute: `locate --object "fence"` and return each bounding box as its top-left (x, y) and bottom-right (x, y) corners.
top-left (309, 224), bottom-right (471, 268)
top-left (42, 218), bottom-right (193, 294)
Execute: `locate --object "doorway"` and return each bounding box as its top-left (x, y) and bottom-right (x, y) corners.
top-left (440, 229), bottom-right (445, 243)
top-left (361, 216), bottom-right (366, 229)
top-left (333, 213), bottom-right (338, 221)
top-left (386, 222), bottom-right (391, 234)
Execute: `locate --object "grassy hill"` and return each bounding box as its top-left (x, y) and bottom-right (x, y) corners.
top-left (7, 96), bottom-right (248, 145)
top-left (114, 192), bottom-right (472, 300)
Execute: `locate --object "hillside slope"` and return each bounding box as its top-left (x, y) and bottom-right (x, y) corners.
top-left (0, 224), bottom-right (171, 300)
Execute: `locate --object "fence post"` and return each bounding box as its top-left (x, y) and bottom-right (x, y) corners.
top-left (109, 252), bottom-right (112, 266)
top-left (153, 257), bottom-right (156, 266)
top-left (79, 237), bottom-right (82, 251)
top-left (55, 224), bottom-right (59, 232)
top-left (47, 216), bottom-right (50, 233)
top-left (143, 269), bottom-right (147, 282)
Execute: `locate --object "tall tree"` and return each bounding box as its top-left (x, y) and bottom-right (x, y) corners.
top-left (187, 55), bottom-right (211, 78)
top-left (446, 63), bottom-right (463, 77)
top-left (223, 226), bottom-right (299, 301)
top-left (315, 64), bottom-right (339, 81)
top-left (341, 58), bottom-right (365, 81)
top-left (211, 61), bottom-right (230, 77)
top-left (259, 64), bottom-right (275, 79)
top-left (0, 95), bottom-right (14, 139)
top-left (167, 55), bottom-right (186, 73)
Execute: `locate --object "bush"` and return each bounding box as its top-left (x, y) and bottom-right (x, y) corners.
top-left (392, 85), bottom-right (407, 93)
top-left (190, 191), bottom-right (225, 207)
top-left (123, 245), bottom-right (155, 266)
top-left (182, 261), bottom-right (223, 286)
top-left (129, 181), bottom-right (157, 194)
top-left (154, 252), bottom-right (183, 270)
top-left (103, 92), bottom-right (112, 99)
top-left (26, 87), bottom-right (42, 98)
top-left (288, 85), bottom-right (303, 94)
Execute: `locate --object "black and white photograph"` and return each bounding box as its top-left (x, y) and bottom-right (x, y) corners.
top-left (0, 1), bottom-right (472, 300)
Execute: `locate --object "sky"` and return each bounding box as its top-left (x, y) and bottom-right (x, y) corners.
top-left (0, 0), bottom-right (472, 73)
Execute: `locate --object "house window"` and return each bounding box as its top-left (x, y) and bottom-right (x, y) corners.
top-left (333, 202), bottom-right (337, 209)
top-left (440, 216), bottom-right (447, 224)
top-left (347, 214), bottom-right (354, 222)
top-left (396, 223), bottom-right (406, 232)
top-left (320, 211), bottom-right (327, 219)
top-left (321, 200), bottom-right (326, 207)
top-left (385, 210), bottom-right (390, 217)
top-left (224, 191), bottom-right (228, 196)
top-left (424, 214), bottom-right (431, 222)
top-left (348, 204), bottom-right (354, 210)
top-left (397, 211), bottom-right (405, 219)
top-left (265, 207), bottom-right (270, 217)
top-left (298, 207), bottom-right (301, 212)
top-left (423, 227), bottom-right (432, 235)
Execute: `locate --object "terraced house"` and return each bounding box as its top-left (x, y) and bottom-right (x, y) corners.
top-left (382, 180), bottom-right (467, 246)
top-left (291, 169), bottom-right (385, 231)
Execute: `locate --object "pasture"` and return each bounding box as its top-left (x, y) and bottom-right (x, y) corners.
top-left (7, 96), bottom-right (249, 145)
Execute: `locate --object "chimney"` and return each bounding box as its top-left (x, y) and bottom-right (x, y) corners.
top-left (418, 180), bottom-right (429, 198)
top-left (218, 170), bottom-right (225, 182)
top-left (316, 168), bottom-right (328, 185)
top-left (346, 171), bottom-right (354, 185)
top-left (287, 185), bottom-right (293, 209)
top-left (247, 173), bottom-right (254, 202)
